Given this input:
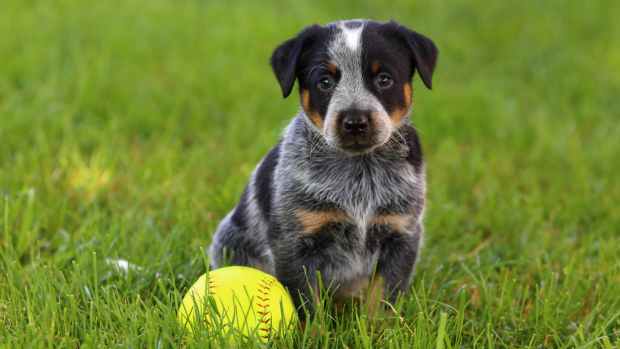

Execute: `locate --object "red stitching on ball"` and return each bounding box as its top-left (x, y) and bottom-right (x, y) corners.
top-left (207, 278), bottom-right (216, 293)
top-left (256, 277), bottom-right (275, 340)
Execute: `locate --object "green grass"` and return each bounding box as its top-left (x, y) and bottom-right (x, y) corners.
top-left (1, 0), bottom-right (619, 347)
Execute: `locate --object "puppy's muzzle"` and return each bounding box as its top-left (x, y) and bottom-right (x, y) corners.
top-left (337, 109), bottom-right (376, 152)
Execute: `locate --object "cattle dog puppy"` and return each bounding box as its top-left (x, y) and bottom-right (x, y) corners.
top-left (209, 19), bottom-right (438, 318)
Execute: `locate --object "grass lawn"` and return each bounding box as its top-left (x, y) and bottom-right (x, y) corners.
top-left (1, 0), bottom-right (619, 347)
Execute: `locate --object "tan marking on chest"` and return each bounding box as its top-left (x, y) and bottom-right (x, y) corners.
top-left (371, 214), bottom-right (413, 233)
top-left (295, 209), bottom-right (349, 234)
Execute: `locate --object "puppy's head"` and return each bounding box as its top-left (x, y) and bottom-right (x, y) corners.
top-left (271, 20), bottom-right (438, 154)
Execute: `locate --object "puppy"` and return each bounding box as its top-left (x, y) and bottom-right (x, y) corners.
top-left (209, 19), bottom-right (437, 317)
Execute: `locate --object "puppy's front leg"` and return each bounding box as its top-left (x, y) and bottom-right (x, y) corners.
top-left (373, 222), bottom-right (422, 305)
top-left (273, 241), bottom-right (323, 319)
top-left (273, 209), bottom-right (352, 319)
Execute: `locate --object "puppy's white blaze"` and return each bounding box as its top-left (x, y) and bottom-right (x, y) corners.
top-left (339, 23), bottom-right (363, 51)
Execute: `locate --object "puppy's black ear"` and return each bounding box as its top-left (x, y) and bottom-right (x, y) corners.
top-left (387, 21), bottom-right (438, 89)
top-left (270, 25), bottom-right (321, 98)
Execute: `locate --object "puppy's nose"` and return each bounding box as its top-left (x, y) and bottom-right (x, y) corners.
top-left (340, 110), bottom-right (371, 135)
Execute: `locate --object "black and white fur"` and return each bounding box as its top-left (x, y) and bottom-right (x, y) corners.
top-left (209, 19), bottom-right (438, 317)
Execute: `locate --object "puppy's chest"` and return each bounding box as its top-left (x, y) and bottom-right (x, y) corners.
top-left (302, 156), bottom-right (419, 214)
top-left (294, 162), bottom-right (420, 243)
top-left (311, 210), bottom-right (396, 293)
top-left (286, 158), bottom-right (422, 288)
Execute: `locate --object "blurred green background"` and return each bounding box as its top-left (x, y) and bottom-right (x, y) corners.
top-left (1, 0), bottom-right (619, 347)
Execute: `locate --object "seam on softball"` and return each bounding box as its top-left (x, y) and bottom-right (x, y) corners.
top-left (256, 277), bottom-right (276, 339)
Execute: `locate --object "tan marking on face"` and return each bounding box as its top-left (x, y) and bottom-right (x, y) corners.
top-left (390, 107), bottom-right (407, 125)
top-left (301, 89), bottom-right (323, 129)
top-left (389, 83), bottom-right (413, 125)
top-left (371, 214), bottom-right (413, 233)
top-left (295, 209), bottom-right (349, 234)
top-left (403, 83), bottom-right (412, 108)
top-left (371, 61), bottom-right (381, 74)
top-left (326, 62), bottom-right (337, 75)
top-left (301, 88), bottom-right (310, 110)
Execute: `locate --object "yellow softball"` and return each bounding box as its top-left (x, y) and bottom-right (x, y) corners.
top-left (178, 266), bottom-right (297, 341)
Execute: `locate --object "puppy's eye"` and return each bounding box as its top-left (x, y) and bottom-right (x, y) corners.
top-left (317, 75), bottom-right (336, 92)
top-left (375, 72), bottom-right (394, 90)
